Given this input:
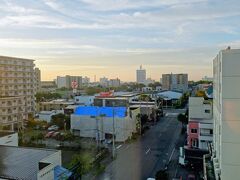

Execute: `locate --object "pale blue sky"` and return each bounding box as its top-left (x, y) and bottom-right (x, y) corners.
top-left (0, 0), bottom-right (240, 81)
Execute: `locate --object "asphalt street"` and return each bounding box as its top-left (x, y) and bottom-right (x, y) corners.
top-left (97, 108), bottom-right (186, 180)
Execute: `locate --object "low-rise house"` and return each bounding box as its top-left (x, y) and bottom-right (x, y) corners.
top-left (38, 110), bottom-right (64, 123)
top-left (142, 87), bottom-right (153, 92)
top-left (71, 106), bottom-right (139, 142)
top-left (37, 99), bottom-right (74, 112)
top-left (74, 96), bottom-right (94, 106)
top-left (187, 97), bottom-right (213, 150)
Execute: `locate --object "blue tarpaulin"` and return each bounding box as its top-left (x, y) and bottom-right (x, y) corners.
top-left (54, 165), bottom-right (72, 180)
top-left (74, 106), bottom-right (127, 118)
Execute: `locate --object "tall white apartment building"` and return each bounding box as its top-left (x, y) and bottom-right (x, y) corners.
top-left (136, 65), bottom-right (146, 84)
top-left (0, 56), bottom-right (36, 130)
top-left (212, 48), bottom-right (240, 179)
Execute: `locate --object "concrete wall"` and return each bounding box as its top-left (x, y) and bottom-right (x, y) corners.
top-left (189, 97), bottom-right (212, 120)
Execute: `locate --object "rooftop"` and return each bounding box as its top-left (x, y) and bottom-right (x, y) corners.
top-left (0, 146), bottom-right (58, 180)
top-left (157, 90), bottom-right (183, 100)
top-left (74, 106), bottom-right (127, 118)
top-left (0, 55), bottom-right (35, 61)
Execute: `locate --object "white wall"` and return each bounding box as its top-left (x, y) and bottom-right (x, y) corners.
top-left (189, 97), bottom-right (212, 120)
top-left (74, 96), bottom-right (94, 106)
top-left (0, 133), bottom-right (18, 147)
top-left (71, 114), bottom-right (136, 142)
top-left (38, 151), bottom-right (62, 180)
top-left (38, 110), bottom-right (64, 123)
top-left (213, 49), bottom-right (240, 180)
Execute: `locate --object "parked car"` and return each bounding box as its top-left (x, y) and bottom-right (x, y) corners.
top-left (52, 132), bottom-right (60, 139)
top-left (187, 174), bottom-right (196, 180)
top-left (45, 131), bottom-right (55, 138)
top-left (48, 125), bottom-right (59, 131)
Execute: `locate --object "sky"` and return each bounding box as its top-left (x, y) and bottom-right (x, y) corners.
top-left (0, 0), bottom-right (240, 82)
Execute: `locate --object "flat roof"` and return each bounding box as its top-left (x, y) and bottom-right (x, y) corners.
top-left (95, 97), bottom-right (128, 100)
top-left (0, 55), bottom-right (35, 61)
top-left (0, 146), bottom-right (58, 180)
top-left (130, 105), bottom-right (155, 108)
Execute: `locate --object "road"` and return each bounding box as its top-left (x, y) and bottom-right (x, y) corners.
top-left (96, 108), bottom-right (186, 180)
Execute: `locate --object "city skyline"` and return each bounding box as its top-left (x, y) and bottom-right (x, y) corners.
top-left (0, 0), bottom-right (240, 81)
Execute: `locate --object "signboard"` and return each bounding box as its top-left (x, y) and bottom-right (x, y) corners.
top-left (71, 80), bottom-right (78, 89)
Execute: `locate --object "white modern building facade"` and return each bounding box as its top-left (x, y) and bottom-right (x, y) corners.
top-left (212, 48), bottom-right (240, 180)
top-left (0, 56), bottom-right (36, 130)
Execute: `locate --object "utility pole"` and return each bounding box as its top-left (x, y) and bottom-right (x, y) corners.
top-left (112, 102), bottom-right (116, 159)
top-left (140, 100), bottom-right (142, 135)
top-left (96, 116), bottom-right (99, 147)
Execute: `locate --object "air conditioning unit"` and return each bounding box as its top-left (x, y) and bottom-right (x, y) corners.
top-left (215, 163), bottom-right (220, 169)
top-left (215, 168), bottom-right (221, 179)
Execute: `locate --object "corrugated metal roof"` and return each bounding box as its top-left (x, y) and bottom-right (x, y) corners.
top-left (0, 146), bottom-right (58, 180)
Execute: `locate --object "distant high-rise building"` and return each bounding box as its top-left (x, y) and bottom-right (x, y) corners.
top-left (34, 68), bottom-right (41, 91)
top-left (56, 75), bottom-right (83, 89)
top-left (0, 56), bottom-right (36, 130)
top-left (109, 78), bottom-right (121, 87)
top-left (82, 76), bottom-right (90, 85)
top-left (136, 65), bottom-right (146, 84)
top-left (99, 77), bottom-right (109, 87)
top-left (162, 73), bottom-right (188, 92)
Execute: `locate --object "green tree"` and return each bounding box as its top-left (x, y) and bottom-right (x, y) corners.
top-left (85, 87), bottom-right (103, 95)
top-left (36, 92), bottom-right (61, 102)
top-left (139, 94), bottom-right (151, 101)
top-left (51, 113), bottom-right (66, 129)
top-left (155, 170), bottom-right (169, 180)
top-left (177, 113), bottom-right (188, 127)
top-left (68, 153), bottom-right (93, 179)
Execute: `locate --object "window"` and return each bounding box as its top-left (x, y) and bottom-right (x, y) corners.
top-left (191, 139), bottom-right (199, 148)
top-left (191, 129), bottom-right (197, 133)
top-left (205, 109), bottom-right (210, 113)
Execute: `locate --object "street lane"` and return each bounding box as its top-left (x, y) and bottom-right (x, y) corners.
top-left (97, 108), bottom-right (183, 180)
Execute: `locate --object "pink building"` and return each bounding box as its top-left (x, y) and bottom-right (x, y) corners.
top-left (187, 97), bottom-right (213, 150)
